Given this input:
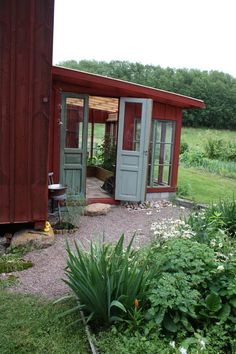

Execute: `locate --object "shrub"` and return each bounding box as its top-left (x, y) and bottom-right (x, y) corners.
top-left (62, 234), bottom-right (150, 325)
top-left (204, 138), bottom-right (236, 161)
top-left (180, 141), bottom-right (189, 155)
top-left (186, 198), bottom-right (236, 239)
top-left (180, 150), bottom-right (205, 166)
top-left (204, 138), bottom-right (224, 160)
top-left (146, 239), bottom-right (217, 334)
top-left (96, 134), bottom-right (116, 171)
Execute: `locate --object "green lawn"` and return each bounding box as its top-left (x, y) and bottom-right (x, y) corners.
top-left (0, 290), bottom-right (89, 354)
top-left (181, 127), bottom-right (236, 151)
top-left (178, 166), bottom-right (236, 204)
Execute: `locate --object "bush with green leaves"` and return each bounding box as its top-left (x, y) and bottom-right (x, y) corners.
top-left (180, 141), bottom-right (189, 155)
top-left (146, 239), bottom-right (217, 334)
top-left (95, 134), bottom-right (116, 171)
top-left (204, 138), bottom-right (236, 161)
top-left (186, 198), bottom-right (236, 239)
top-left (62, 234), bottom-right (150, 325)
top-left (180, 150), bottom-right (205, 166)
top-left (198, 255), bottom-right (236, 331)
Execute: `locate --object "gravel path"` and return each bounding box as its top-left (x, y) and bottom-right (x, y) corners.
top-left (11, 203), bottom-right (187, 299)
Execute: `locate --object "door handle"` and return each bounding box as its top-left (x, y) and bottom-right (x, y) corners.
top-left (144, 150), bottom-right (148, 156)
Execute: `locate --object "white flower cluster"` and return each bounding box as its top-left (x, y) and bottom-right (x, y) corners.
top-left (150, 218), bottom-right (196, 241)
top-left (210, 238), bottom-right (223, 248)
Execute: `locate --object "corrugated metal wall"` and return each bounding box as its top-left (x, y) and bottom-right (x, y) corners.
top-left (0, 0), bottom-right (54, 225)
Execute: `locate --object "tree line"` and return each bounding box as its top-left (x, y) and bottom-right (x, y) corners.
top-left (58, 60), bottom-right (236, 130)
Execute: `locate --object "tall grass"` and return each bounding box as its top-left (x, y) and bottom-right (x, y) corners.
top-left (180, 152), bottom-right (236, 179)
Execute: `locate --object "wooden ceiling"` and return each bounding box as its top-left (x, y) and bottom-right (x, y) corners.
top-left (67, 96), bottom-right (119, 113)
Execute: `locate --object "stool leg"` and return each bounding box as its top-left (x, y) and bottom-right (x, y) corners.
top-left (58, 201), bottom-right (62, 223)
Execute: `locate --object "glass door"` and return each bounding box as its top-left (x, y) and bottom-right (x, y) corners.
top-left (60, 93), bottom-right (88, 197)
top-left (115, 98), bottom-right (152, 202)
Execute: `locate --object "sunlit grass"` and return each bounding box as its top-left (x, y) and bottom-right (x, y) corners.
top-left (181, 127), bottom-right (236, 151)
top-left (178, 166), bottom-right (236, 204)
top-left (0, 290), bottom-right (89, 354)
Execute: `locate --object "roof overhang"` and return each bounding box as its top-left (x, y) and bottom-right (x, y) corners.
top-left (52, 66), bottom-right (205, 109)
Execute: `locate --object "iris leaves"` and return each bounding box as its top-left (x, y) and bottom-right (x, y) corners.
top-left (63, 234), bottom-right (149, 324)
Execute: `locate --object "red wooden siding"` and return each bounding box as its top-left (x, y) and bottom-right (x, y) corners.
top-left (0, 0), bottom-right (54, 225)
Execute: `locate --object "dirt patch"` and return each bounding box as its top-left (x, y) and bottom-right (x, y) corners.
top-left (11, 204), bottom-right (188, 299)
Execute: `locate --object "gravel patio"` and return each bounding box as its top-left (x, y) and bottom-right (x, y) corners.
top-left (11, 203), bottom-right (187, 299)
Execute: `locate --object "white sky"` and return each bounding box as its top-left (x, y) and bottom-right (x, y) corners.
top-left (53, 0), bottom-right (236, 78)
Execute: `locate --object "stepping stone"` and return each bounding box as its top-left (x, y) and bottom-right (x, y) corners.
top-left (11, 225), bottom-right (55, 249)
top-left (84, 203), bottom-right (111, 216)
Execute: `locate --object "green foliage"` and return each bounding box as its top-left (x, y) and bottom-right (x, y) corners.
top-left (0, 254), bottom-right (33, 273)
top-left (180, 141), bottom-right (189, 155)
top-left (180, 150), bottom-right (236, 178)
top-left (92, 206), bottom-right (236, 353)
top-left (0, 290), bottom-right (88, 354)
top-left (96, 327), bottom-right (173, 354)
top-left (146, 239), bottom-right (217, 334)
top-left (181, 128), bottom-right (236, 153)
top-left (63, 234), bottom-right (150, 325)
top-left (177, 181), bottom-right (192, 199)
top-left (186, 198), bottom-right (236, 238)
top-left (96, 327), bottom-right (175, 354)
top-left (95, 134), bottom-right (116, 171)
top-left (180, 150), bottom-right (205, 166)
top-left (204, 138), bottom-right (236, 161)
top-left (58, 60), bottom-right (236, 130)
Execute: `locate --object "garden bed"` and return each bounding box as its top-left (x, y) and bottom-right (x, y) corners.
top-left (87, 165), bottom-right (113, 181)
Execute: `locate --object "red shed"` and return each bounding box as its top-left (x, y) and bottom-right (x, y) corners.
top-left (50, 67), bottom-right (204, 204)
top-left (0, 0), bottom-right (204, 230)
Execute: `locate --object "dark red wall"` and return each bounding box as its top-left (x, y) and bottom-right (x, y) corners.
top-left (0, 0), bottom-right (54, 226)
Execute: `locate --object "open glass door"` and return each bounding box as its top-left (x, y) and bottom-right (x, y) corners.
top-left (60, 93), bottom-right (88, 197)
top-left (115, 98), bottom-right (152, 202)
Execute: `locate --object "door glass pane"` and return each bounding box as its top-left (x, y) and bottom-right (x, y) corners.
top-left (65, 98), bottom-right (84, 149)
top-left (148, 120), bottom-right (175, 187)
top-left (122, 102), bottom-right (142, 151)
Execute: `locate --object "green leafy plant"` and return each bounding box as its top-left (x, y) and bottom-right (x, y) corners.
top-left (146, 239), bottom-right (217, 334)
top-left (96, 134), bottom-right (116, 171)
top-left (186, 198), bottom-right (236, 239)
top-left (0, 254), bottom-right (33, 273)
top-left (204, 138), bottom-right (236, 161)
top-left (180, 141), bottom-right (189, 155)
top-left (62, 234), bottom-right (150, 325)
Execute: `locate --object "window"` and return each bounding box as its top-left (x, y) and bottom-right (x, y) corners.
top-left (148, 120), bottom-right (175, 187)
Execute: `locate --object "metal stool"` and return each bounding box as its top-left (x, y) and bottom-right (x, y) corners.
top-left (48, 172), bottom-right (67, 221)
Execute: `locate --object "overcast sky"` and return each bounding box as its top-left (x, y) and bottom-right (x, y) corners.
top-left (53, 0), bottom-right (236, 78)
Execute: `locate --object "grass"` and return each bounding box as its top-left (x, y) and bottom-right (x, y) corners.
top-left (178, 166), bottom-right (236, 204)
top-left (0, 254), bottom-right (33, 273)
top-left (181, 127), bottom-right (236, 151)
top-left (0, 290), bottom-right (89, 354)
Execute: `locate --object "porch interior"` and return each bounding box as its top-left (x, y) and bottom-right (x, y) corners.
top-left (86, 177), bottom-right (110, 199)
top-left (85, 95), bottom-right (119, 202)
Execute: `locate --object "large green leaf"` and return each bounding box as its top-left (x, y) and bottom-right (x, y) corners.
top-left (205, 293), bottom-right (222, 312)
top-left (218, 303), bottom-right (231, 322)
top-left (110, 300), bottom-right (127, 313)
top-left (155, 307), bottom-right (165, 325)
top-left (230, 296), bottom-right (236, 308)
top-left (163, 315), bottom-right (178, 332)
